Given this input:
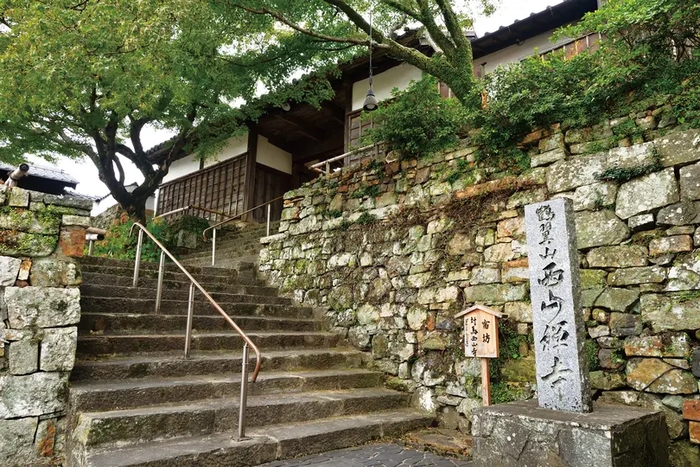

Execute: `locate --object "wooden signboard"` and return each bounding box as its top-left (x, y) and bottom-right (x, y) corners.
top-left (454, 304), bottom-right (505, 406)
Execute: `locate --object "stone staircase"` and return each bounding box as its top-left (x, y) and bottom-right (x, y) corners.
top-left (179, 221), bottom-right (279, 268)
top-left (67, 256), bottom-right (432, 466)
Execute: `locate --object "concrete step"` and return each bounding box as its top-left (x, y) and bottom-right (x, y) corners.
top-left (83, 409), bottom-right (433, 467)
top-left (74, 387), bottom-right (411, 448)
top-left (70, 368), bottom-right (386, 412)
top-left (78, 313), bottom-right (323, 335)
top-left (81, 272), bottom-right (273, 292)
top-left (80, 297), bottom-right (313, 318)
top-left (71, 349), bottom-right (366, 382)
top-left (77, 331), bottom-right (341, 356)
top-left (80, 284), bottom-right (293, 305)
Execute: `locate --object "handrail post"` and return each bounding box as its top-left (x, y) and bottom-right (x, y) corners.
top-left (133, 228), bottom-right (144, 287)
top-left (325, 161), bottom-right (330, 175)
top-left (155, 251), bottom-right (165, 313)
top-left (184, 282), bottom-right (195, 358)
top-left (238, 343), bottom-right (250, 440)
top-left (266, 204), bottom-right (271, 237)
top-left (211, 228), bottom-right (217, 266)
top-left (88, 239), bottom-right (94, 256)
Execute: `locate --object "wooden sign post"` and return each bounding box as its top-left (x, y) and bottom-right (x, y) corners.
top-left (454, 305), bottom-right (505, 406)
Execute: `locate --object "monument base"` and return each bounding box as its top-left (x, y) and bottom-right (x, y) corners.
top-left (472, 400), bottom-right (668, 467)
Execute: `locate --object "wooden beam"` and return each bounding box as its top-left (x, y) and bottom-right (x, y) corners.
top-left (321, 101), bottom-right (346, 126)
top-left (274, 114), bottom-right (325, 142)
top-left (243, 128), bottom-right (258, 222)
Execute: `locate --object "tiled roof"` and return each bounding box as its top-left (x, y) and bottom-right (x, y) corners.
top-left (0, 162), bottom-right (79, 186)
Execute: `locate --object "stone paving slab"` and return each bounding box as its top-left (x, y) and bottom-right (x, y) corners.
top-left (256, 442), bottom-right (474, 467)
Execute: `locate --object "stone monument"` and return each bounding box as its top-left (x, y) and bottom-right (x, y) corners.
top-left (470, 198), bottom-right (669, 467)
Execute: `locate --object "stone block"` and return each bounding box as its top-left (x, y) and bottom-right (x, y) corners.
top-left (590, 371), bottom-right (626, 390)
top-left (28, 257), bottom-right (81, 287)
top-left (691, 422), bottom-right (700, 445)
top-left (0, 208), bottom-right (61, 235)
top-left (615, 168), bottom-right (679, 220)
top-left (546, 154), bottom-right (606, 194)
top-left (572, 182), bottom-right (617, 212)
top-left (609, 312), bottom-right (642, 337)
top-left (575, 210), bottom-right (629, 249)
top-left (472, 400), bottom-right (669, 467)
top-left (626, 358), bottom-right (697, 394)
top-left (586, 245), bottom-right (648, 268)
top-left (7, 188), bottom-right (30, 207)
top-left (685, 400), bottom-right (700, 421)
top-left (8, 339), bottom-right (39, 375)
top-left (502, 258), bottom-right (529, 283)
top-left (504, 301), bottom-right (532, 323)
top-left (507, 188), bottom-right (548, 210)
top-left (624, 334), bottom-right (690, 358)
top-left (40, 327), bottom-right (77, 372)
top-left (657, 202), bottom-right (698, 226)
top-left (470, 267), bottom-right (500, 285)
top-left (594, 288), bottom-right (640, 312)
top-left (628, 213), bottom-right (655, 232)
top-left (462, 283), bottom-right (527, 304)
top-left (680, 162), bottom-right (700, 200)
top-left (483, 242), bottom-right (515, 262)
top-left (0, 230), bottom-right (58, 257)
top-left (0, 372), bottom-right (68, 418)
top-left (649, 235), bottom-right (693, 256)
top-left (531, 148), bottom-right (567, 168)
top-left (31, 192), bottom-right (93, 210)
top-left (656, 129), bottom-right (700, 168)
top-left (0, 417), bottom-right (38, 463)
top-left (608, 266), bottom-right (666, 286)
top-left (5, 287), bottom-right (80, 329)
top-left (642, 293), bottom-right (700, 332)
top-left (0, 256), bottom-right (21, 286)
top-left (694, 348), bottom-right (700, 378)
top-left (598, 391), bottom-right (686, 440)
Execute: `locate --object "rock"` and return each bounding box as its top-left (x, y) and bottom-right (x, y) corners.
top-left (406, 308), bottom-right (428, 331)
top-left (483, 243), bottom-right (515, 262)
top-left (356, 304), bottom-right (380, 326)
top-left (539, 133), bottom-right (565, 152)
top-left (586, 245), bottom-right (648, 268)
top-left (580, 269), bottom-right (608, 289)
top-left (680, 161), bottom-right (700, 200)
top-left (598, 348), bottom-right (625, 370)
top-left (626, 358), bottom-right (697, 394)
top-left (546, 153), bottom-right (606, 194)
top-left (0, 230), bottom-right (58, 257)
top-left (641, 293), bottom-right (700, 332)
top-left (657, 202), bottom-right (698, 226)
top-left (5, 287), bottom-right (80, 329)
top-left (649, 235), bottom-right (693, 256)
top-left (531, 148), bottom-right (567, 168)
top-left (29, 258), bottom-right (82, 287)
top-left (0, 417), bottom-right (38, 462)
top-left (589, 371), bottom-right (626, 390)
top-left (588, 325), bottom-right (610, 338)
top-left (412, 387), bottom-right (437, 413)
top-left (628, 213), bottom-right (655, 232)
top-left (463, 283), bottom-right (527, 304)
top-left (348, 326), bottom-right (372, 349)
top-left (446, 232), bottom-right (473, 255)
top-left (500, 357), bottom-right (536, 382)
top-left (40, 327), bottom-right (78, 372)
top-left (457, 397), bottom-right (483, 420)
top-left (573, 182), bottom-right (618, 212)
top-left (594, 288), bottom-right (640, 312)
top-left (615, 168), bottom-right (679, 219)
top-left (575, 210), bottom-right (629, 249)
top-left (656, 129), bottom-right (700, 167)
top-left (470, 267), bottom-right (501, 285)
top-left (0, 207), bottom-right (60, 235)
top-left (597, 391), bottom-right (686, 439)
top-left (502, 258), bottom-right (529, 283)
top-left (607, 266), bottom-right (667, 286)
top-left (0, 372), bottom-right (68, 418)
top-left (693, 348), bottom-right (700, 378)
top-left (504, 301), bottom-right (532, 323)
top-left (609, 312), bottom-right (642, 336)
top-left (669, 441), bottom-right (700, 467)
top-left (0, 256), bottom-right (21, 286)
top-left (496, 217), bottom-right (525, 240)
top-left (624, 333), bottom-right (690, 358)
top-left (506, 188), bottom-right (547, 209)
top-left (8, 339), bottom-right (39, 375)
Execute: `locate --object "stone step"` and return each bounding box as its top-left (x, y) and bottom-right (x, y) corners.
top-left (80, 284), bottom-right (293, 305)
top-left (70, 368), bottom-right (386, 412)
top-left (78, 312), bottom-right (322, 335)
top-left (80, 297), bottom-right (313, 318)
top-left (181, 243), bottom-right (263, 261)
top-left (81, 272), bottom-right (272, 292)
top-left (71, 349), bottom-right (366, 382)
top-left (74, 388), bottom-right (412, 449)
top-left (83, 410), bottom-right (433, 467)
top-left (77, 331), bottom-right (341, 356)
top-left (80, 264), bottom-right (257, 285)
top-left (81, 257), bottom-right (245, 276)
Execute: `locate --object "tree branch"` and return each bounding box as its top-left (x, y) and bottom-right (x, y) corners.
top-left (434, 0), bottom-right (469, 52)
top-left (412, 0), bottom-right (457, 56)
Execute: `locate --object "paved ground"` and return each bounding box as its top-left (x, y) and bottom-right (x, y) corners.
top-left (256, 442), bottom-right (474, 467)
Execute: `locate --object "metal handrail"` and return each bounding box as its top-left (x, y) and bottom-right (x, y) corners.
top-left (202, 196), bottom-right (283, 266)
top-left (308, 145), bottom-right (374, 174)
top-left (129, 222), bottom-right (261, 439)
top-left (156, 204), bottom-right (230, 221)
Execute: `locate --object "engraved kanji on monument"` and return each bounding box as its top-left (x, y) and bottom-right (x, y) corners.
top-left (524, 198), bottom-right (592, 413)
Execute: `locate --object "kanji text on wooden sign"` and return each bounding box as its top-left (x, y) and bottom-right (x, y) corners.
top-left (455, 305), bottom-right (504, 359)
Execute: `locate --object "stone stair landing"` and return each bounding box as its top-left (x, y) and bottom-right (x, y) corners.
top-left (68, 256), bottom-right (432, 466)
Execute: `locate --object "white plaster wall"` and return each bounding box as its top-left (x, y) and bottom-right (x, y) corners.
top-left (351, 63), bottom-right (424, 111)
top-left (203, 134), bottom-right (249, 168)
top-left (257, 136), bottom-right (292, 174)
top-left (161, 155), bottom-right (200, 185)
top-left (475, 29), bottom-right (580, 74)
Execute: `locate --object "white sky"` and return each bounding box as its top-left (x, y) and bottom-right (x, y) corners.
top-left (33, 0), bottom-right (565, 197)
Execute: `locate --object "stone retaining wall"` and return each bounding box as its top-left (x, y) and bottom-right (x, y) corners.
top-left (0, 187), bottom-right (89, 466)
top-left (259, 110), bottom-right (700, 463)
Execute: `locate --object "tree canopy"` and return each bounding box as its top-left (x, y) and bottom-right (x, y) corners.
top-left (0, 0), bottom-right (337, 221)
